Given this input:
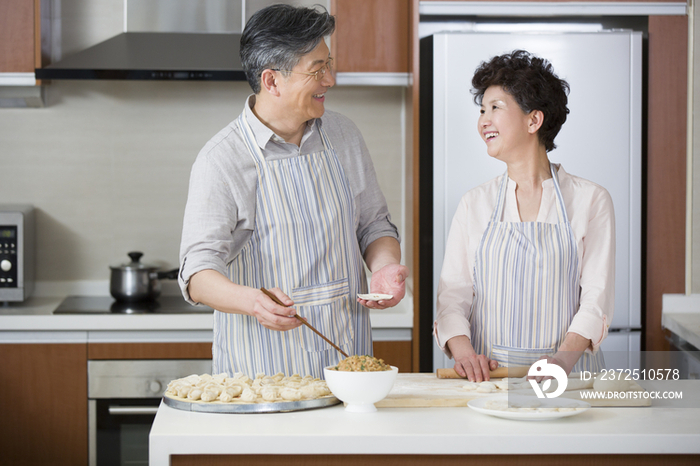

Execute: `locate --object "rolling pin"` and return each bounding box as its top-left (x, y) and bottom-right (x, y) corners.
top-left (436, 367), bottom-right (529, 379)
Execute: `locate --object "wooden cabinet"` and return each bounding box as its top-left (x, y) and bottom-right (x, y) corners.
top-left (331, 0), bottom-right (411, 73)
top-left (373, 340), bottom-right (412, 372)
top-left (0, 339), bottom-right (408, 465)
top-left (0, 0), bottom-right (38, 74)
top-left (0, 344), bottom-right (88, 466)
top-left (87, 341), bottom-right (413, 371)
top-left (171, 454), bottom-right (700, 466)
top-left (87, 342), bottom-right (213, 360)
top-left (87, 341), bottom-right (411, 372)
top-left (0, 341), bottom-right (213, 466)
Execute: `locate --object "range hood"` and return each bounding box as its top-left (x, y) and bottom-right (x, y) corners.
top-left (35, 32), bottom-right (246, 81)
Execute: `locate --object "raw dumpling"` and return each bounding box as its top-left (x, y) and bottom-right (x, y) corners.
top-left (200, 389), bottom-right (218, 402)
top-left (219, 391), bottom-right (235, 402)
top-left (312, 384), bottom-right (331, 397)
top-left (240, 387), bottom-right (258, 402)
top-left (300, 384), bottom-right (330, 399)
top-left (280, 387), bottom-right (302, 401)
top-left (223, 385), bottom-right (243, 398)
top-left (176, 384), bottom-right (193, 398)
top-left (166, 372), bottom-right (332, 404)
top-left (187, 388), bottom-right (203, 401)
top-left (476, 381), bottom-right (497, 393)
top-left (495, 380), bottom-right (510, 391)
top-left (261, 386), bottom-right (280, 402)
top-left (260, 376), bottom-right (277, 385)
top-left (203, 384), bottom-right (223, 396)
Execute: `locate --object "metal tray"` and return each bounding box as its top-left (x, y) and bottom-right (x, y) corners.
top-left (162, 393), bottom-right (341, 413)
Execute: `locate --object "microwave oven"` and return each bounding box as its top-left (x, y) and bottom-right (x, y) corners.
top-left (0, 204), bottom-right (35, 302)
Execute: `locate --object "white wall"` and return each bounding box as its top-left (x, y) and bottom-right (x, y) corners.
top-left (0, 81), bottom-right (405, 282)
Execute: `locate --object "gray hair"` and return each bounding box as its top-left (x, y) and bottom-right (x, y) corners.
top-left (240, 4), bottom-right (336, 94)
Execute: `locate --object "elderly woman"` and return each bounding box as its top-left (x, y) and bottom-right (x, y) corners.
top-left (434, 50), bottom-right (614, 382)
top-left (179, 4), bottom-right (408, 378)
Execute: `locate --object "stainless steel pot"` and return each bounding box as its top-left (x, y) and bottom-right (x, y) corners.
top-left (109, 252), bottom-right (179, 302)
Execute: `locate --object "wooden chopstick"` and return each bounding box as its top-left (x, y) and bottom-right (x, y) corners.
top-left (260, 287), bottom-right (349, 358)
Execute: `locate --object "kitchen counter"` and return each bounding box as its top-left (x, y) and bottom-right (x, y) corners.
top-left (149, 379), bottom-right (700, 465)
top-left (662, 294), bottom-right (700, 350)
top-left (0, 290), bottom-right (413, 343)
top-left (0, 297), bottom-right (214, 343)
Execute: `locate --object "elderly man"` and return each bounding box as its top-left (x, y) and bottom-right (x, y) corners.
top-left (179, 4), bottom-right (408, 378)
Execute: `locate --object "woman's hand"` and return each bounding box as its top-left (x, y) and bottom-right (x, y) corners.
top-left (251, 287), bottom-right (302, 332)
top-left (530, 332), bottom-right (591, 382)
top-left (447, 335), bottom-right (498, 382)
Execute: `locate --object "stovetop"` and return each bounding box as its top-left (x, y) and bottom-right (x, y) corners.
top-left (53, 296), bottom-right (213, 314)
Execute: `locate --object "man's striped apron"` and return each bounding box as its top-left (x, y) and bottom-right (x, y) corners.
top-left (470, 164), bottom-right (603, 372)
top-left (212, 114), bottom-right (371, 379)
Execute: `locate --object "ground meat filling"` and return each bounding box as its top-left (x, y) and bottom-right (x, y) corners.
top-left (330, 355), bottom-right (392, 372)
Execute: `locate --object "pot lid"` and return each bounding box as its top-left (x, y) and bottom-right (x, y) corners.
top-left (111, 251), bottom-right (158, 271)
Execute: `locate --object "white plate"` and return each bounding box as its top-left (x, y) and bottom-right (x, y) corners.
top-left (357, 293), bottom-right (393, 301)
top-left (467, 394), bottom-right (590, 421)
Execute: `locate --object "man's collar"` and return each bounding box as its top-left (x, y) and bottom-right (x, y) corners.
top-left (244, 94), bottom-right (320, 149)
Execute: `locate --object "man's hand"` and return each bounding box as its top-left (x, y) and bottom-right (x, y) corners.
top-left (251, 287), bottom-right (302, 331)
top-left (358, 263), bottom-right (408, 309)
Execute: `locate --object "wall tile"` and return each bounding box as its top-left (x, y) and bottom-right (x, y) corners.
top-left (0, 80), bottom-right (405, 281)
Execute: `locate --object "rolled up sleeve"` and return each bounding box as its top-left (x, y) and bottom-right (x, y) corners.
top-left (567, 187), bottom-right (615, 352)
top-left (434, 197), bottom-right (474, 359)
top-left (179, 152), bottom-right (238, 304)
top-left (355, 159), bottom-right (399, 254)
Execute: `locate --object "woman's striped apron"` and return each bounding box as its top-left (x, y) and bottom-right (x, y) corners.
top-left (212, 113), bottom-right (371, 379)
top-left (470, 164), bottom-right (603, 372)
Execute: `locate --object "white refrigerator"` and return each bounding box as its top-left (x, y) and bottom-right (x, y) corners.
top-left (421, 31), bottom-right (643, 372)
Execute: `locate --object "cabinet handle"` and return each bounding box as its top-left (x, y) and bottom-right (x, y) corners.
top-left (108, 406), bottom-right (159, 416)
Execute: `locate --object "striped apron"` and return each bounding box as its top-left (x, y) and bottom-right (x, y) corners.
top-left (470, 164), bottom-right (603, 372)
top-left (212, 113), bottom-right (371, 379)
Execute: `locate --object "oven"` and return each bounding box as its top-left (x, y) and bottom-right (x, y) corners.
top-left (88, 359), bottom-right (212, 466)
top-left (52, 295), bottom-right (213, 465)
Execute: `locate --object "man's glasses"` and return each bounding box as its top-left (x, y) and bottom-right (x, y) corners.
top-left (272, 57), bottom-right (334, 81)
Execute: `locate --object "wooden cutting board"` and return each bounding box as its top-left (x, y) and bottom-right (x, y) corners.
top-left (375, 373), bottom-right (651, 408)
top-left (375, 373), bottom-right (489, 407)
top-left (436, 367), bottom-right (529, 379)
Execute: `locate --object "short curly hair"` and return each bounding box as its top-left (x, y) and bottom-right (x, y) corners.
top-left (471, 50), bottom-right (569, 152)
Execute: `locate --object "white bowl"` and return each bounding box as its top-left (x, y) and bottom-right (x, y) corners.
top-left (323, 365), bottom-right (399, 413)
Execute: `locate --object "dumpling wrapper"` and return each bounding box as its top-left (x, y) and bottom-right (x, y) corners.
top-left (357, 293), bottom-right (394, 301)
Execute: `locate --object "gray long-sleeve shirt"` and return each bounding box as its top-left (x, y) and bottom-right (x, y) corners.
top-left (179, 95), bottom-right (400, 303)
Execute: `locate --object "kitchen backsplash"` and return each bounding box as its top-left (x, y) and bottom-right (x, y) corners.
top-left (0, 81), bottom-right (405, 282)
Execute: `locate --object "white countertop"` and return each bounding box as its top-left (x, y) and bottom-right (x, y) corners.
top-left (0, 296), bottom-right (215, 343)
top-left (662, 293), bottom-right (700, 349)
top-left (0, 289), bottom-right (413, 343)
top-left (0, 297), bottom-right (214, 331)
top-left (149, 379), bottom-right (700, 464)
